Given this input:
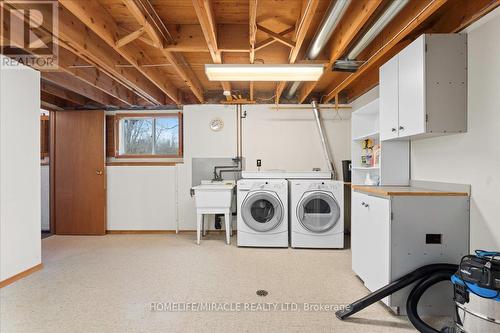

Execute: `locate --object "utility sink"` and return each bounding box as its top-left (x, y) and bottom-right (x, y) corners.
top-left (191, 181), bottom-right (235, 209)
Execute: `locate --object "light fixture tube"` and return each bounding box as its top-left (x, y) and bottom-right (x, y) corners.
top-left (204, 64), bottom-right (324, 81)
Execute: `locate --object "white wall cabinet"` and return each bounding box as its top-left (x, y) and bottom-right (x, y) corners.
top-left (379, 34), bottom-right (467, 141)
top-left (379, 56), bottom-right (399, 141)
top-left (351, 189), bottom-right (469, 315)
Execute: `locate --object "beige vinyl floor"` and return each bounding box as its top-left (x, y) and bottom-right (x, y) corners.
top-left (1, 233), bottom-right (420, 333)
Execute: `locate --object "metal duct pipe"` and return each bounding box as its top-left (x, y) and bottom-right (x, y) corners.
top-left (311, 100), bottom-right (336, 179)
top-left (347, 0), bottom-right (409, 60)
top-left (286, 0), bottom-right (351, 99)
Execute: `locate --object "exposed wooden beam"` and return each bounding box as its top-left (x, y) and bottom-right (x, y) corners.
top-left (41, 93), bottom-right (66, 111)
top-left (3, 1), bottom-right (166, 105)
top-left (59, 0), bottom-right (180, 104)
top-left (275, 0), bottom-right (319, 103)
top-left (249, 0), bottom-right (258, 64)
top-left (192, 0), bottom-right (231, 100)
top-left (41, 80), bottom-right (87, 106)
top-left (322, 0), bottom-right (449, 103)
top-left (192, 0), bottom-right (220, 62)
top-left (164, 24), bottom-right (208, 52)
top-left (249, 0), bottom-right (257, 101)
top-left (123, 0), bottom-right (205, 102)
top-left (116, 28), bottom-right (145, 48)
top-left (298, 0), bottom-right (383, 103)
top-left (254, 26), bottom-right (295, 51)
top-left (57, 47), bottom-right (137, 106)
top-left (122, 0), bottom-right (171, 47)
top-left (1, 3), bottom-right (138, 106)
top-left (42, 72), bottom-right (116, 106)
top-left (256, 24), bottom-right (296, 48)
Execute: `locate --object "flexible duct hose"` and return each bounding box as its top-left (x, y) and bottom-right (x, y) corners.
top-left (405, 270), bottom-right (456, 333)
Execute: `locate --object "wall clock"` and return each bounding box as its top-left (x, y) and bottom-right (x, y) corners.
top-left (209, 118), bottom-right (224, 131)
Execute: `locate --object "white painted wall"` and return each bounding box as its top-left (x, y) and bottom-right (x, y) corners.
top-left (107, 104), bottom-right (351, 230)
top-left (411, 8), bottom-right (500, 250)
top-left (349, 8), bottom-right (500, 251)
top-left (107, 166), bottom-right (177, 230)
top-left (242, 104), bottom-right (351, 174)
top-left (0, 56), bottom-right (42, 281)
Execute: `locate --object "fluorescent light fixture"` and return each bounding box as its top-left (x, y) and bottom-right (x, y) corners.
top-left (204, 64), bottom-right (324, 81)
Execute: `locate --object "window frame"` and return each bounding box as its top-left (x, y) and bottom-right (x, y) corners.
top-left (114, 113), bottom-right (183, 159)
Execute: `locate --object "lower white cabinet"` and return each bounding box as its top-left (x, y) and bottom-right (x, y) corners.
top-left (351, 191), bottom-right (390, 293)
top-left (351, 190), bottom-right (470, 315)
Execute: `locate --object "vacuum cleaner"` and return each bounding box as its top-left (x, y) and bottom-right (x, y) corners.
top-left (336, 250), bottom-right (500, 332)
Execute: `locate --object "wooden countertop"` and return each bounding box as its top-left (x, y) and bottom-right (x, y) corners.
top-left (351, 185), bottom-right (469, 197)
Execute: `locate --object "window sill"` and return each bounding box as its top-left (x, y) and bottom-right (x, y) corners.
top-left (106, 161), bottom-right (183, 167)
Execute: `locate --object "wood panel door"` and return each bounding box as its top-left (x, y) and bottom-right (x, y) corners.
top-left (54, 110), bottom-right (106, 235)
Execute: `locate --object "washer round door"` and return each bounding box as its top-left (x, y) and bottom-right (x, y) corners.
top-left (296, 191), bottom-right (340, 233)
top-left (241, 191), bottom-right (284, 232)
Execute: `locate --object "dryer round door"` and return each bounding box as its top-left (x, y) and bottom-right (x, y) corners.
top-left (241, 191), bottom-right (284, 232)
top-left (296, 191), bottom-right (340, 233)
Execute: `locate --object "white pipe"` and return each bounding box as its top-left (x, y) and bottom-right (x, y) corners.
top-left (175, 165), bottom-right (179, 234)
top-left (347, 0), bottom-right (409, 60)
top-left (311, 100), bottom-right (336, 179)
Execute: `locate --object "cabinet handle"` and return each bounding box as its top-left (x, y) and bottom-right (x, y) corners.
top-left (361, 201), bottom-right (366, 206)
top-left (399, 126), bottom-right (405, 131)
top-left (391, 128), bottom-right (397, 132)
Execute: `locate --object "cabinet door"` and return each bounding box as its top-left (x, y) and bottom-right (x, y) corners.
top-left (398, 35), bottom-right (426, 138)
top-left (351, 191), bottom-right (368, 279)
top-left (362, 195), bottom-right (391, 292)
top-left (380, 55), bottom-right (399, 141)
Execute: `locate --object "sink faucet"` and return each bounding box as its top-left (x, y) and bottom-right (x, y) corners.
top-left (212, 171), bottom-right (223, 182)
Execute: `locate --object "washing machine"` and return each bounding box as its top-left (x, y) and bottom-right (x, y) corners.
top-left (237, 179), bottom-right (288, 247)
top-left (290, 179), bottom-right (344, 248)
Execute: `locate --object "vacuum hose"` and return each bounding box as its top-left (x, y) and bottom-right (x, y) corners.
top-left (406, 270), bottom-right (456, 333)
top-left (336, 264), bottom-right (458, 332)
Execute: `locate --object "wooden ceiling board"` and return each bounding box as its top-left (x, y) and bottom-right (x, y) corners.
top-left (16, 0), bottom-right (496, 108)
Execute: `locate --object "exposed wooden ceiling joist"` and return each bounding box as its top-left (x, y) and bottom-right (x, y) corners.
top-left (275, 0), bottom-right (319, 104)
top-left (249, 0), bottom-right (258, 100)
top-left (41, 80), bottom-right (88, 106)
top-left (298, 0), bottom-right (383, 103)
top-left (57, 48), bottom-right (138, 106)
top-left (59, 0), bottom-right (180, 104)
top-left (0, 4), bottom-right (138, 108)
top-left (122, 0), bottom-right (172, 48)
top-left (42, 72), bottom-right (117, 106)
top-left (3, 1), bottom-right (167, 105)
top-left (192, 0), bottom-right (232, 100)
top-left (41, 92), bottom-right (67, 111)
top-left (123, 0), bottom-right (205, 103)
top-left (249, 0), bottom-right (258, 64)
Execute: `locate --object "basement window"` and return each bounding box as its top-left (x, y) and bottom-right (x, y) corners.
top-left (115, 113), bottom-right (183, 158)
